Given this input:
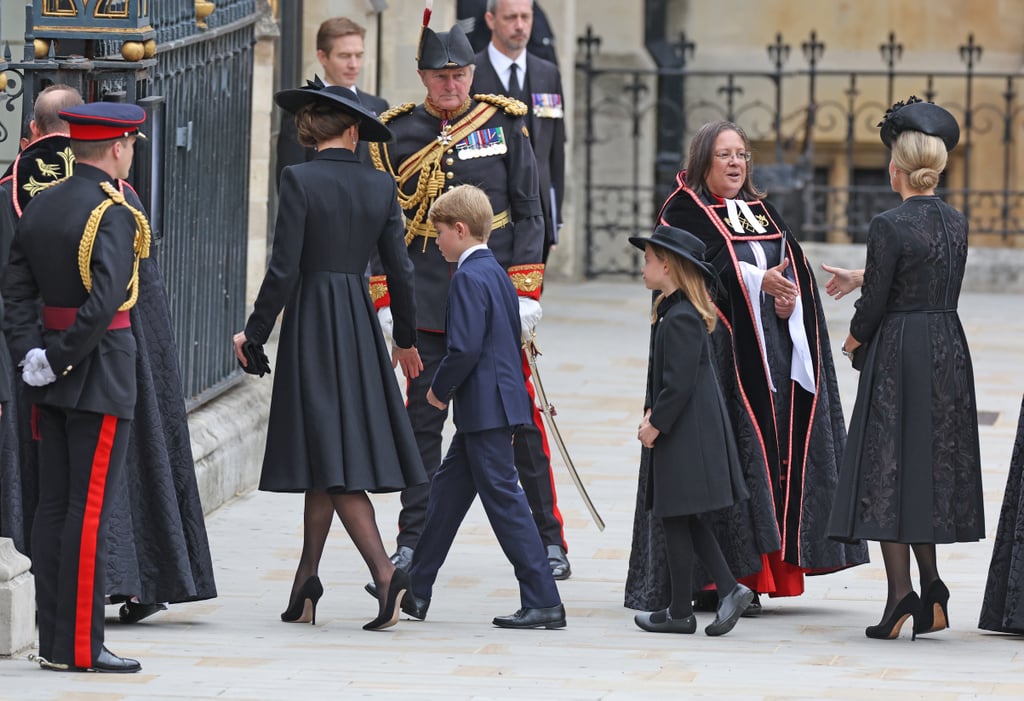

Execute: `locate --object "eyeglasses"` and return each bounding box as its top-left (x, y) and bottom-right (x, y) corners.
top-left (713, 151), bottom-right (751, 162)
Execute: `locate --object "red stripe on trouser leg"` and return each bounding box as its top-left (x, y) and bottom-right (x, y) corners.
top-left (73, 414), bottom-right (118, 668)
top-left (519, 352), bottom-right (565, 538)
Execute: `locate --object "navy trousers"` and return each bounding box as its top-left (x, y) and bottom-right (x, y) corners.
top-left (408, 426), bottom-right (561, 609)
top-left (33, 405), bottom-right (131, 668)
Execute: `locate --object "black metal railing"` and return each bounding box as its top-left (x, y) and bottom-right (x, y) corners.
top-left (576, 27), bottom-right (1024, 276)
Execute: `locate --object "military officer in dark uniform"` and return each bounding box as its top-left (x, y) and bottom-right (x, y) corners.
top-left (3, 102), bottom-right (149, 673)
top-left (368, 22), bottom-right (550, 578)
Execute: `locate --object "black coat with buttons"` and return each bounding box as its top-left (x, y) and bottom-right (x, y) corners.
top-left (3, 163), bottom-right (138, 419)
top-left (644, 290), bottom-right (748, 518)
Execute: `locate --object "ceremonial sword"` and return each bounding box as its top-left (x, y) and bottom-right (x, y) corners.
top-left (524, 336), bottom-right (605, 531)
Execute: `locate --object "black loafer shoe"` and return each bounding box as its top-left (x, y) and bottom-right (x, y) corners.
top-left (634, 609), bottom-right (697, 634)
top-left (365, 582), bottom-right (430, 620)
top-left (546, 545), bottom-right (571, 580)
top-left (118, 601), bottom-right (167, 624)
top-left (41, 646), bottom-right (142, 673)
top-left (705, 584), bottom-right (754, 637)
top-left (493, 604), bottom-right (566, 629)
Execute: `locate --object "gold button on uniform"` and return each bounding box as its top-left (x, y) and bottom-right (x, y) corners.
top-left (446, 171), bottom-right (454, 180)
top-left (445, 158), bottom-right (454, 166)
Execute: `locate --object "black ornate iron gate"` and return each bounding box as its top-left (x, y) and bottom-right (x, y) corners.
top-left (576, 27), bottom-right (1024, 277)
top-left (2, 1), bottom-right (259, 407)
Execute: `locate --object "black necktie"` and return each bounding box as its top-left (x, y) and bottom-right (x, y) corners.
top-left (508, 63), bottom-right (522, 100)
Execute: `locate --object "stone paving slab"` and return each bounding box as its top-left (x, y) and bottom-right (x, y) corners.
top-left (2, 279), bottom-right (1023, 700)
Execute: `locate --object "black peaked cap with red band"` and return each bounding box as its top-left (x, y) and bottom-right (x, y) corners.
top-left (59, 102), bottom-right (147, 142)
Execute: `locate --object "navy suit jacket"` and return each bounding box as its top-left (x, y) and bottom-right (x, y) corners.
top-left (430, 248), bottom-right (532, 433)
top-left (472, 49), bottom-right (565, 249)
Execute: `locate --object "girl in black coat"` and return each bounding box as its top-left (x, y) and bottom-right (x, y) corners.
top-left (628, 225), bottom-right (752, 636)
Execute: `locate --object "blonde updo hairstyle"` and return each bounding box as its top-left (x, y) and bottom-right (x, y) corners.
top-left (891, 130), bottom-right (947, 191)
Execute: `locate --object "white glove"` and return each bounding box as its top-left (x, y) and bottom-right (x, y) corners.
top-left (377, 307), bottom-right (394, 345)
top-left (22, 348), bottom-right (57, 387)
top-left (518, 297), bottom-right (543, 342)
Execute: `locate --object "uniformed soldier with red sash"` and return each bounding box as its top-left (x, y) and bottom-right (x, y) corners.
top-left (2, 102), bottom-right (150, 673)
top-left (368, 21), bottom-right (567, 580)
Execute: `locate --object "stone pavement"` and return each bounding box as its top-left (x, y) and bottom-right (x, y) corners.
top-left (2, 274), bottom-right (1023, 701)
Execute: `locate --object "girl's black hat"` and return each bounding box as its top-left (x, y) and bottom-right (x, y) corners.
top-left (630, 225), bottom-right (716, 280)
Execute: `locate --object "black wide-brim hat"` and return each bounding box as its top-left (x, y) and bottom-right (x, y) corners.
top-left (879, 96), bottom-right (960, 152)
top-left (629, 225), bottom-right (716, 280)
top-left (274, 78), bottom-right (393, 143)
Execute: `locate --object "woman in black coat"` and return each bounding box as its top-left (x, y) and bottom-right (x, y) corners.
top-left (829, 98), bottom-right (984, 640)
top-left (628, 225), bottom-right (752, 637)
top-left (233, 81), bottom-right (427, 631)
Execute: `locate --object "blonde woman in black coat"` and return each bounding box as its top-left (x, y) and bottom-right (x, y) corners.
top-left (628, 225), bottom-right (752, 636)
top-left (233, 80), bottom-right (427, 631)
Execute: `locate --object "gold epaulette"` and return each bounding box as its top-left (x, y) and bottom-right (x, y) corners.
top-left (473, 93), bottom-right (528, 118)
top-left (78, 181), bottom-right (152, 312)
top-left (378, 102), bottom-right (416, 124)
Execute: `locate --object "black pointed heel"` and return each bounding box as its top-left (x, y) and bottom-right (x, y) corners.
top-left (914, 579), bottom-right (950, 636)
top-left (866, 591), bottom-right (920, 641)
top-left (281, 576), bottom-right (324, 625)
top-left (363, 568), bottom-right (409, 631)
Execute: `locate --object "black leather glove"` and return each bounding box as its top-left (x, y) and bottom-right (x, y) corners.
top-left (239, 340), bottom-right (271, 377)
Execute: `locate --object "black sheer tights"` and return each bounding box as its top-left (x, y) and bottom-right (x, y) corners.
top-left (659, 514), bottom-right (737, 621)
top-left (288, 490), bottom-right (394, 601)
top-left (878, 541), bottom-right (939, 619)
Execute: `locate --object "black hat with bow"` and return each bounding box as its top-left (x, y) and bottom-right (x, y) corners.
top-left (879, 96), bottom-right (960, 152)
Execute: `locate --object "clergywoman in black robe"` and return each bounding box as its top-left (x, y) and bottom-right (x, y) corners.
top-left (233, 81), bottom-right (427, 630)
top-left (829, 98), bottom-right (984, 640)
top-left (626, 120), bottom-right (867, 614)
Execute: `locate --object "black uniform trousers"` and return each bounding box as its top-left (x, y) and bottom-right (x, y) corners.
top-left (32, 404), bottom-right (131, 668)
top-left (408, 426), bottom-right (561, 609)
top-left (398, 331), bottom-right (567, 552)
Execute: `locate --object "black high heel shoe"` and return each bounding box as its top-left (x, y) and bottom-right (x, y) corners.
top-left (915, 579), bottom-right (950, 636)
top-left (281, 576), bottom-right (324, 625)
top-left (866, 591), bottom-right (920, 641)
top-left (363, 568), bottom-right (409, 631)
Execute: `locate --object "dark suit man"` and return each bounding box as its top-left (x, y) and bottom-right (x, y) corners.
top-left (457, 0), bottom-right (559, 65)
top-left (276, 17), bottom-right (388, 181)
top-left (406, 183), bottom-right (564, 629)
top-left (470, 0), bottom-right (571, 579)
top-left (3, 102), bottom-right (149, 673)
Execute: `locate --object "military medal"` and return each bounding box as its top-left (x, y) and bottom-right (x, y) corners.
top-left (437, 119), bottom-right (453, 146)
top-left (456, 126), bottom-right (506, 159)
top-left (532, 93), bottom-right (563, 119)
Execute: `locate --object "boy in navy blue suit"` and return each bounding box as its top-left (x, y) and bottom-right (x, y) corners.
top-left (405, 184), bottom-right (565, 629)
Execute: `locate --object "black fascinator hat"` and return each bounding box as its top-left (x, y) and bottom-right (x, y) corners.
top-left (878, 96), bottom-right (960, 152)
top-left (630, 225), bottom-right (717, 282)
top-left (274, 77), bottom-right (393, 143)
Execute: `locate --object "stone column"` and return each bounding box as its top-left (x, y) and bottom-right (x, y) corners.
top-left (0, 538), bottom-right (34, 657)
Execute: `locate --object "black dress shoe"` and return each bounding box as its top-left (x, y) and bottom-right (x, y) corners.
top-left (705, 584), bottom-right (754, 637)
top-left (634, 609), bottom-right (697, 634)
top-left (365, 581), bottom-right (430, 620)
top-left (493, 604), bottom-right (566, 629)
top-left (390, 546), bottom-right (414, 571)
top-left (41, 646), bottom-right (141, 673)
top-left (741, 592), bottom-right (762, 617)
top-left (546, 545), bottom-right (571, 580)
top-left (118, 601), bottom-right (167, 624)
